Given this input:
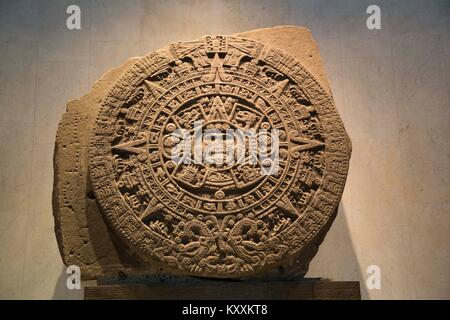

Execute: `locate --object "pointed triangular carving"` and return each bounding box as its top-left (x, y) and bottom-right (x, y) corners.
top-left (268, 79), bottom-right (289, 97)
top-left (276, 196), bottom-right (298, 216)
top-left (112, 132), bottom-right (148, 154)
top-left (201, 53), bottom-right (232, 83)
top-left (140, 197), bottom-right (164, 221)
top-left (169, 40), bottom-right (203, 58)
top-left (144, 80), bottom-right (165, 99)
top-left (290, 135), bottom-right (324, 154)
top-left (208, 96), bottom-right (228, 121)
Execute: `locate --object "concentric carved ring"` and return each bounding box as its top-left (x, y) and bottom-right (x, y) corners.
top-left (89, 35), bottom-right (351, 277)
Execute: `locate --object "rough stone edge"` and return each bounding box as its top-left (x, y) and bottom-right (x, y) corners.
top-left (53, 25), bottom-right (348, 280)
top-left (53, 58), bottom-right (141, 279)
top-left (236, 25), bottom-right (331, 94)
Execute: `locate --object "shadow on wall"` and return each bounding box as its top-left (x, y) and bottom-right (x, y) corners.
top-left (52, 265), bottom-right (84, 300)
top-left (306, 203), bottom-right (368, 299)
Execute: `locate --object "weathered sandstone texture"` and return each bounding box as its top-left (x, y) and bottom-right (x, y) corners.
top-left (53, 26), bottom-right (351, 280)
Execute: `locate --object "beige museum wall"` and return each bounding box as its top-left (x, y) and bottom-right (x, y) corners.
top-left (0, 0), bottom-right (448, 299)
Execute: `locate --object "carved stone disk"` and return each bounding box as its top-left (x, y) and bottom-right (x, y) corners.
top-left (89, 35), bottom-right (351, 278)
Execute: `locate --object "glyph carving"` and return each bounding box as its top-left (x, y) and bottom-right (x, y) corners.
top-left (88, 35), bottom-right (351, 278)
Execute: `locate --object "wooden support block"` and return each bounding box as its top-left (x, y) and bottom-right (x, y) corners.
top-left (84, 280), bottom-right (360, 300)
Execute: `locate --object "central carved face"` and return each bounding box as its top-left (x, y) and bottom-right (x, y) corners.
top-left (89, 35), bottom-right (350, 277)
top-left (158, 91), bottom-right (283, 212)
top-left (128, 58), bottom-right (305, 217)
